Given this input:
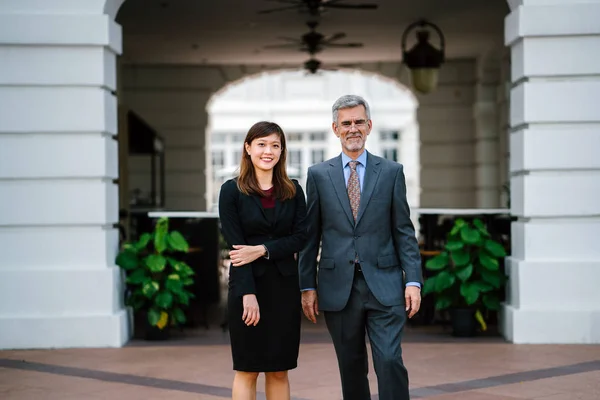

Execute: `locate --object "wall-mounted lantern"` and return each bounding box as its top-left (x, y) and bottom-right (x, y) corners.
top-left (401, 19), bottom-right (445, 94)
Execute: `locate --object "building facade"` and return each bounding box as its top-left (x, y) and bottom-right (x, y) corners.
top-left (0, 0), bottom-right (599, 348)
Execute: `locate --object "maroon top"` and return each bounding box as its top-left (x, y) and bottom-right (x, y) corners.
top-left (260, 187), bottom-right (275, 209)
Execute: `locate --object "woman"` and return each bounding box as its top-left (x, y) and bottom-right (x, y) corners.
top-left (219, 121), bottom-right (307, 400)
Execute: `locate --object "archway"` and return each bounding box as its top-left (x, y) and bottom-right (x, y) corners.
top-left (205, 69), bottom-right (420, 214)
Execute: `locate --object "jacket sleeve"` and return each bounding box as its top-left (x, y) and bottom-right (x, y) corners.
top-left (391, 164), bottom-right (423, 285)
top-left (298, 168), bottom-right (321, 290)
top-left (218, 180), bottom-right (256, 296)
top-left (262, 180), bottom-right (308, 260)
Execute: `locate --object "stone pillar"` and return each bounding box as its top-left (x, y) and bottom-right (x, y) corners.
top-left (473, 54), bottom-right (501, 208)
top-left (0, 2), bottom-right (129, 348)
top-left (501, 0), bottom-right (600, 343)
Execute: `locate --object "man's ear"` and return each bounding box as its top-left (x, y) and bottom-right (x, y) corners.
top-left (332, 122), bottom-right (340, 138)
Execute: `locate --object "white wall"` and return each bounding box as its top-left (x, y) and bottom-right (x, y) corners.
top-left (416, 60), bottom-right (478, 208)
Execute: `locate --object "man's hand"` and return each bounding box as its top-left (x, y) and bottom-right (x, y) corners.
top-left (242, 294), bottom-right (260, 326)
top-left (230, 245), bottom-right (265, 267)
top-left (301, 290), bottom-right (319, 323)
top-left (405, 286), bottom-right (421, 318)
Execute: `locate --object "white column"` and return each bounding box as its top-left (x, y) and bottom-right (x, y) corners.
top-left (0, 2), bottom-right (129, 348)
top-left (473, 54), bottom-right (501, 208)
top-left (417, 60), bottom-right (477, 208)
top-left (497, 51), bottom-right (511, 209)
top-left (501, 0), bottom-right (600, 343)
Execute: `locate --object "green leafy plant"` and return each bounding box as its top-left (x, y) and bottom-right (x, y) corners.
top-left (422, 218), bottom-right (507, 331)
top-left (116, 217), bottom-right (195, 330)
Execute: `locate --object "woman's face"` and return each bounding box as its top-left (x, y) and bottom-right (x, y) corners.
top-left (245, 132), bottom-right (282, 172)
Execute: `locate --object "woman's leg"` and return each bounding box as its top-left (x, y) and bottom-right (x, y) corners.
top-left (232, 371), bottom-right (260, 400)
top-left (265, 370), bottom-right (290, 400)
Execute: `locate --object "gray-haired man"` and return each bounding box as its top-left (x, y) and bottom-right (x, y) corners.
top-left (299, 95), bottom-right (422, 400)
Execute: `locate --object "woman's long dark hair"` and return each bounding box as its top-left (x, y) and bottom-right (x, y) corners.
top-left (237, 121), bottom-right (296, 201)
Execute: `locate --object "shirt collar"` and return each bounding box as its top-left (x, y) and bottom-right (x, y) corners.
top-left (341, 150), bottom-right (368, 168)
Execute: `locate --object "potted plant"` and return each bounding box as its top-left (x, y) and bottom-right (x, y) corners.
top-left (116, 217), bottom-right (195, 340)
top-left (422, 218), bottom-right (507, 336)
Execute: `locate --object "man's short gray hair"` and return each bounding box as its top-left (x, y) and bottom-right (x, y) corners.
top-left (332, 95), bottom-right (371, 123)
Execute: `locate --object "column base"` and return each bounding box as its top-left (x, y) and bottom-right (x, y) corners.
top-left (0, 309), bottom-right (131, 349)
top-left (501, 305), bottom-right (600, 344)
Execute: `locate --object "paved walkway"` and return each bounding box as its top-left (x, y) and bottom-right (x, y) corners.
top-left (1, 319), bottom-right (599, 400)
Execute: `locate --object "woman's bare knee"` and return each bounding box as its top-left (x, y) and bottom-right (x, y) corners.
top-left (265, 371), bottom-right (288, 381)
top-left (236, 371), bottom-right (260, 382)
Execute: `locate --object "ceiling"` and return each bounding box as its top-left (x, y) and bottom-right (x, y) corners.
top-left (115, 0), bottom-right (508, 66)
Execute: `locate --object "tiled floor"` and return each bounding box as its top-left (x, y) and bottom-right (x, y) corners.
top-left (1, 319), bottom-right (599, 400)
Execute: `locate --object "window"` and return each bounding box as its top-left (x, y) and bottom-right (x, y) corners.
top-left (232, 133), bottom-right (246, 143)
top-left (288, 150), bottom-right (302, 169)
top-left (232, 150), bottom-right (241, 164)
top-left (212, 134), bottom-right (226, 144)
top-left (287, 132), bottom-right (303, 142)
top-left (211, 151), bottom-right (224, 168)
top-left (309, 132), bottom-right (326, 141)
top-left (383, 148), bottom-right (398, 162)
top-left (380, 130), bottom-right (399, 141)
top-left (311, 149), bottom-right (325, 164)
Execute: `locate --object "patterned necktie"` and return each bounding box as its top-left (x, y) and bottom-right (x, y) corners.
top-left (347, 161), bottom-right (361, 222)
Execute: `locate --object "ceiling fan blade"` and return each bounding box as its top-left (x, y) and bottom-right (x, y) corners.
top-left (325, 42), bottom-right (364, 48)
top-left (275, 36), bottom-right (302, 42)
top-left (324, 3), bottom-right (378, 10)
top-left (263, 43), bottom-right (301, 49)
top-left (323, 32), bottom-right (346, 42)
top-left (257, 4), bottom-right (301, 14)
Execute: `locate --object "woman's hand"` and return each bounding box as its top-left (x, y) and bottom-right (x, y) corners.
top-left (230, 245), bottom-right (266, 267)
top-left (242, 294), bottom-right (260, 326)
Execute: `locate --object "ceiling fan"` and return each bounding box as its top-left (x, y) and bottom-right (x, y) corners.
top-left (258, 0), bottom-right (378, 17)
top-left (303, 57), bottom-right (345, 74)
top-left (263, 21), bottom-right (363, 55)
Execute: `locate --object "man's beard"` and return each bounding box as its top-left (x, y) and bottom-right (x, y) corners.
top-left (343, 134), bottom-right (364, 152)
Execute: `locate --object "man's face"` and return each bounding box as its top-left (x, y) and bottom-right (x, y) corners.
top-left (332, 106), bottom-right (372, 156)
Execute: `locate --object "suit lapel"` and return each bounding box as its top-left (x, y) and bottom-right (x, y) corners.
top-left (328, 156), bottom-right (355, 227)
top-left (355, 152), bottom-right (381, 226)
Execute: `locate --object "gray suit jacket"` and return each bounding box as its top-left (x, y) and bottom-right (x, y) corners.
top-left (298, 151), bottom-right (422, 312)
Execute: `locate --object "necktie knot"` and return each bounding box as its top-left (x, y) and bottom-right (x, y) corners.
top-left (348, 160), bottom-right (359, 171)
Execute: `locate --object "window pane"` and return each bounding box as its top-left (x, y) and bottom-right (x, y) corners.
top-left (232, 151), bottom-right (241, 164)
top-left (232, 133), bottom-right (245, 143)
top-left (287, 132), bottom-right (303, 142)
top-left (311, 149), bottom-right (325, 164)
top-left (381, 130), bottom-right (399, 141)
top-left (211, 151), bottom-right (224, 167)
top-left (212, 134), bottom-right (226, 143)
top-left (288, 150), bottom-right (302, 168)
top-left (383, 148), bottom-right (398, 161)
top-left (310, 132), bottom-right (326, 141)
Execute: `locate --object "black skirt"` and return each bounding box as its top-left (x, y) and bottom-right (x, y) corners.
top-left (228, 264), bottom-right (301, 372)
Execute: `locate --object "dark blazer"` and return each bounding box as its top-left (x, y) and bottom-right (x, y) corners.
top-left (298, 152), bottom-right (422, 311)
top-left (218, 178), bottom-right (308, 297)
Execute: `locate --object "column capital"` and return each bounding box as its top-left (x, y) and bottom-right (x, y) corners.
top-left (505, 2), bottom-right (600, 46)
top-left (508, 0), bottom-right (600, 11)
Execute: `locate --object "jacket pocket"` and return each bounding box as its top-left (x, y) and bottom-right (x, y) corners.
top-left (318, 258), bottom-right (335, 269)
top-left (377, 254), bottom-right (399, 268)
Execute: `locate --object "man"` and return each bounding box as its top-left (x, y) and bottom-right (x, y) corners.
top-left (298, 95), bottom-right (422, 400)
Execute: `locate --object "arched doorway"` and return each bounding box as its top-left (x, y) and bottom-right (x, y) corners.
top-left (205, 69), bottom-right (419, 214)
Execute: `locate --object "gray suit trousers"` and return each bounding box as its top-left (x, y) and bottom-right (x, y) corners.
top-left (324, 267), bottom-right (409, 400)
